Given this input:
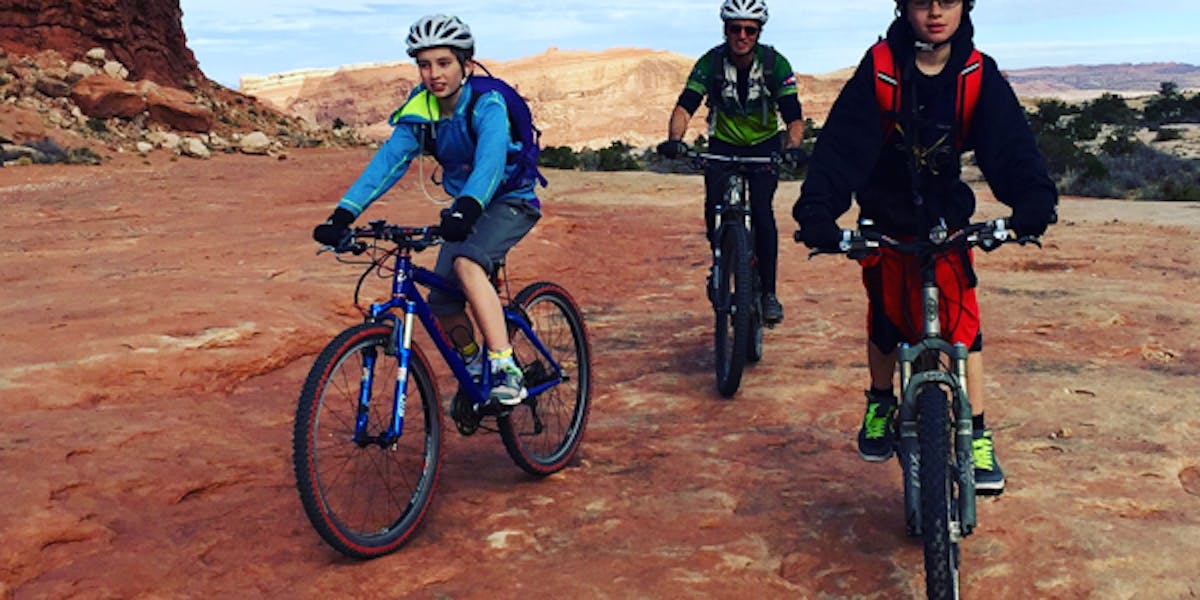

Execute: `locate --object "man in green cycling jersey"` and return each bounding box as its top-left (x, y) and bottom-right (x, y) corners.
top-left (657, 0), bottom-right (805, 325)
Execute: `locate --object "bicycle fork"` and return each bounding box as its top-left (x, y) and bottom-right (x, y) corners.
top-left (896, 282), bottom-right (977, 539)
top-left (351, 301), bottom-right (417, 448)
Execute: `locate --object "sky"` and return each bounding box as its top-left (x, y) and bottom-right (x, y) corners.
top-left (180, 0), bottom-right (1200, 90)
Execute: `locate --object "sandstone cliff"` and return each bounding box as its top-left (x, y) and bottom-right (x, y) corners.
top-left (0, 0), bottom-right (201, 88)
top-left (242, 47), bottom-right (850, 149)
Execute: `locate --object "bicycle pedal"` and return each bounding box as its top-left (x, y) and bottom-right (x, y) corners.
top-left (475, 400), bottom-right (514, 418)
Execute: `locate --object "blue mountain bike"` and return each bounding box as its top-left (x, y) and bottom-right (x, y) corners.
top-left (293, 220), bottom-right (592, 559)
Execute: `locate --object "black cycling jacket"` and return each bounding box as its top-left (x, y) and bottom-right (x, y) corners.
top-left (794, 16), bottom-right (1057, 236)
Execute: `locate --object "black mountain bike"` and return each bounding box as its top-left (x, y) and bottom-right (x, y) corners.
top-left (689, 152), bottom-right (779, 397)
top-left (802, 217), bottom-right (1039, 599)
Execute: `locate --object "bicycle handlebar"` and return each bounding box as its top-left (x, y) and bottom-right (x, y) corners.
top-left (793, 218), bottom-right (1041, 260)
top-left (320, 220), bottom-right (444, 255)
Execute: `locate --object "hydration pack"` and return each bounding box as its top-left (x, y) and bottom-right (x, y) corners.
top-left (462, 75), bottom-right (548, 194)
top-left (871, 39), bottom-right (983, 149)
top-left (704, 43), bottom-right (781, 124)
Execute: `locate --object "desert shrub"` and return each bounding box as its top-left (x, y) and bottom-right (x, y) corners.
top-left (1027, 99), bottom-right (1076, 135)
top-left (1153, 127), bottom-right (1184, 142)
top-left (1066, 113), bottom-right (1101, 141)
top-left (539, 145), bottom-right (580, 170)
top-left (86, 117), bottom-right (109, 133)
top-left (1080, 93), bottom-right (1138, 127)
top-left (1143, 81), bottom-right (1200, 127)
top-left (584, 140), bottom-right (640, 172)
top-left (66, 147), bottom-right (102, 165)
top-left (1062, 142), bottom-right (1199, 201)
top-left (24, 137), bottom-right (68, 163)
top-left (1036, 129), bottom-right (1095, 177)
top-left (1100, 127), bottom-right (1139, 156)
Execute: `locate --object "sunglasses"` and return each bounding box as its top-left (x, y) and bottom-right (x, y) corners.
top-left (724, 24), bottom-right (761, 36)
top-left (909, 0), bottom-right (962, 9)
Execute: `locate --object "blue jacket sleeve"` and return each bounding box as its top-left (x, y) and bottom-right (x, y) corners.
top-left (337, 125), bottom-right (422, 216)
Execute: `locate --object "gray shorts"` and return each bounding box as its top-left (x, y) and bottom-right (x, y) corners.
top-left (428, 196), bottom-right (541, 315)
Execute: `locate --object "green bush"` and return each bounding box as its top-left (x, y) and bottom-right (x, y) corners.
top-left (592, 141), bottom-right (640, 172)
top-left (1100, 128), bottom-right (1138, 156)
top-left (539, 145), bottom-right (580, 169)
top-left (1080, 93), bottom-right (1138, 127)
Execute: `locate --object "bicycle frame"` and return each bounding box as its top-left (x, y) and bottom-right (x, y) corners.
top-left (353, 245), bottom-right (565, 446)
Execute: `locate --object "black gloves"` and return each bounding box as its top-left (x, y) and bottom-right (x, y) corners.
top-left (783, 147), bottom-right (808, 169)
top-left (656, 140), bottom-right (688, 159)
top-left (798, 217), bottom-right (842, 250)
top-left (794, 204), bottom-right (842, 250)
top-left (1009, 206), bottom-right (1056, 238)
top-left (313, 207), bottom-right (355, 246)
top-left (438, 197), bottom-right (483, 242)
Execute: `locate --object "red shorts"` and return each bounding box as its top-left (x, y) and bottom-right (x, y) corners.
top-left (860, 246), bottom-right (981, 352)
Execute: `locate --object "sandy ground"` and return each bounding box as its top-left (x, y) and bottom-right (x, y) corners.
top-left (1, 148), bottom-right (1198, 599)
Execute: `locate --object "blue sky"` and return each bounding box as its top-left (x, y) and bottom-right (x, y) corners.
top-left (180, 0), bottom-right (1200, 89)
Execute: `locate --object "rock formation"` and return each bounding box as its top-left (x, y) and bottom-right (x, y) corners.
top-left (0, 0), bottom-right (201, 88)
top-left (0, 0), bottom-right (361, 166)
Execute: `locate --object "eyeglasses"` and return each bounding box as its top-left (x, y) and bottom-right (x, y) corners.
top-left (909, 0), bottom-right (962, 9)
top-left (724, 24), bottom-right (760, 37)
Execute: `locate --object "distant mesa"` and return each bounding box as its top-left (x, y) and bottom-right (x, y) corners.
top-left (237, 47), bottom-right (1200, 149)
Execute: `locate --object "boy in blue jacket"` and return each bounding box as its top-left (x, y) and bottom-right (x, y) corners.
top-left (313, 15), bottom-right (541, 406)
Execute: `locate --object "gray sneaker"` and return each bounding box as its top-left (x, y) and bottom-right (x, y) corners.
top-left (489, 362), bottom-right (527, 406)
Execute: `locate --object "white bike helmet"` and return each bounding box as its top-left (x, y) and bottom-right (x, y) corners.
top-left (405, 14), bottom-right (475, 57)
top-left (720, 0), bottom-right (769, 24)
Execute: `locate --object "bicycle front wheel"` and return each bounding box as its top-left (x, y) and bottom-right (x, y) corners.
top-left (713, 224), bottom-right (752, 397)
top-left (499, 282), bottom-right (592, 477)
top-left (917, 383), bottom-right (960, 599)
top-left (747, 271), bottom-right (764, 364)
top-left (293, 322), bottom-right (442, 559)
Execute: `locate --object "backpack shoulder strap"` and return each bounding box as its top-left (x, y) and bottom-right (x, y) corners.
top-left (871, 39), bottom-right (901, 139)
top-left (761, 44), bottom-right (778, 95)
top-left (955, 48), bottom-right (984, 148)
top-left (704, 45), bottom-right (727, 105)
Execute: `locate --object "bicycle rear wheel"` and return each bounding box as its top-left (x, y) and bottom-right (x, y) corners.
top-left (499, 282), bottom-right (592, 477)
top-left (293, 322), bottom-right (442, 559)
top-left (917, 383), bottom-right (960, 599)
top-left (713, 224), bottom-right (752, 397)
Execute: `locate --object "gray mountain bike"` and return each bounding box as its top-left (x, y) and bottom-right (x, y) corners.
top-left (802, 217), bottom-right (1039, 599)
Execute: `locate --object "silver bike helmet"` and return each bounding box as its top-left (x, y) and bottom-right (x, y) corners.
top-left (405, 14), bottom-right (475, 57)
top-left (720, 0), bottom-right (769, 24)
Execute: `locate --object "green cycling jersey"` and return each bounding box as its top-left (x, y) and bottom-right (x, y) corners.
top-left (685, 43), bottom-right (799, 146)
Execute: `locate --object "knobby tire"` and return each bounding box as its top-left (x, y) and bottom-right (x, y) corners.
top-left (293, 322), bottom-right (443, 559)
top-left (918, 383), bottom-right (960, 599)
top-left (714, 224), bottom-right (752, 397)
